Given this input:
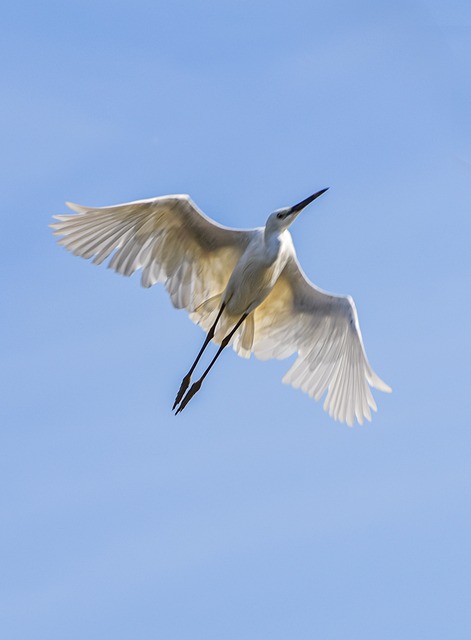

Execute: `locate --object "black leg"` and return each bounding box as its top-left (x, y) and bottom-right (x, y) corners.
top-left (175, 313), bottom-right (248, 414)
top-left (172, 302), bottom-right (226, 410)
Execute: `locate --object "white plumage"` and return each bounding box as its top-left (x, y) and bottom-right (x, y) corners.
top-left (50, 191), bottom-right (391, 425)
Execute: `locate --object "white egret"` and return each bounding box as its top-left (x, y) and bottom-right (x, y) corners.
top-left (50, 189), bottom-right (391, 425)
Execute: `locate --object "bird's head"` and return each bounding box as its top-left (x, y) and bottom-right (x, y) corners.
top-left (266, 188), bottom-right (329, 233)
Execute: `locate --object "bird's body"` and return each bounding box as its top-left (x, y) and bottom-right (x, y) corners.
top-left (223, 226), bottom-right (291, 316)
top-left (51, 190), bottom-right (391, 425)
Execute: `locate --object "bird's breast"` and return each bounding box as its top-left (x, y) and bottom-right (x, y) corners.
top-left (223, 238), bottom-right (287, 316)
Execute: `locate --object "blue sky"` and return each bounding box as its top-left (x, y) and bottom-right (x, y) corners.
top-left (1, 1), bottom-right (470, 638)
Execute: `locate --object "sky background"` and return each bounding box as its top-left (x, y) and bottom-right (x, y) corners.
top-left (1, 1), bottom-right (470, 638)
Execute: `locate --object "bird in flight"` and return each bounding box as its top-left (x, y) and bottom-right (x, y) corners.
top-left (51, 189), bottom-right (391, 425)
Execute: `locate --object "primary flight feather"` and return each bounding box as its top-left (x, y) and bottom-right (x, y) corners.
top-left (50, 190), bottom-right (391, 425)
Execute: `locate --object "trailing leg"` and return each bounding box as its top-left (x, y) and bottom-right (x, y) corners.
top-left (175, 313), bottom-right (248, 414)
top-left (172, 302), bottom-right (226, 410)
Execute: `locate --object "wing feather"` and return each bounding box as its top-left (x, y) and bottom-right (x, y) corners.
top-left (253, 254), bottom-right (391, 426)
top-left (51, 195), bottom-right (251, 316)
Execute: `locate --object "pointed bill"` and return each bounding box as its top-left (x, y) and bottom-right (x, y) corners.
top-left (290, 188), bottom-right (329, 214)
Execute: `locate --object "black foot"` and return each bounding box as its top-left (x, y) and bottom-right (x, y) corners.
top-left (175, 379), bottom-right (203, 415)
top-left (172, 372), bottom-right (192, 410)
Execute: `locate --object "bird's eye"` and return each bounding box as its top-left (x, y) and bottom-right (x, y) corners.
top-left (277, 213), bottom-right (283, 219)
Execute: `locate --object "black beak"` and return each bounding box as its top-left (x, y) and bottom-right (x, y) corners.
top-left (289, 188), bottom-right (329, 214)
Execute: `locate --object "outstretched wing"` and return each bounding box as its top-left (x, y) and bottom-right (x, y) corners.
top-left (51, 195), bottom-right (251, 313)
top-left (252, 254), bottom-right (391, 426)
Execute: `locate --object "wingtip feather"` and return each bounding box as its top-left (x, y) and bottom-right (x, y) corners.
top-left (370, 375), bottom-right (392, 394)
top-left (65, 201), bottom-right (87, 213)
